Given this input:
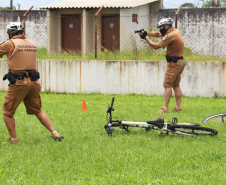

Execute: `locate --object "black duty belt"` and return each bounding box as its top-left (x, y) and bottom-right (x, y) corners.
top-left (3, 71), bottom-right (40, 84)
top-left (166, 55), bottom-right (183, 63)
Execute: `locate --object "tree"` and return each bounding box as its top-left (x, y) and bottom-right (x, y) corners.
top-left (182, 3), bottom-right (197, 8)
top-left (203, 0), bottom-right (226, 7)
top-left (0, 7), bottom-right (11, 10)
top-left (220, 0), bottom-right (226, 6)
top-left (0, 6), bottom-right (17, 10)
top-left (0, 0), bottom-right (20, 10)
top-left (17, 4), bottom-right (21, 10)
top-left (203, 0), bottom-right (213, 7)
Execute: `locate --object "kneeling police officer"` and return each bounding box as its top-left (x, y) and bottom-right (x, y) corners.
top-left (0, 22), bottom-right (64, 144)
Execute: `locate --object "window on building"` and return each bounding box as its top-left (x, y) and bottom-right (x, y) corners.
top-left (132, 14), bottom-right (138, 23)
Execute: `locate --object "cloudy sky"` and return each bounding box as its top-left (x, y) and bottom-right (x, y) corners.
top-left (0, 0), bottom-right (203, 10)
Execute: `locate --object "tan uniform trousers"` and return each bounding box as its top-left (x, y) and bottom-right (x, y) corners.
top-left (2, 77), bottom-right (42, 117)
top-left (163, 59), bottom-right (185, 88)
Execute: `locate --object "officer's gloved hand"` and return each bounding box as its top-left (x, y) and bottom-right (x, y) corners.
top-left (140, 31), bottom-right (147, 39)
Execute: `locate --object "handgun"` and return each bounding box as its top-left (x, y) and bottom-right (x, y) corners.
top-left (134, 29), bottom-right (144, 33)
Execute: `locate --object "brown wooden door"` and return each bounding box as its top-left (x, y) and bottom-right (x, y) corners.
top-left (102, 14), bottom-right (120, 51)
top-left (61, 15), bottom-right (81, 53)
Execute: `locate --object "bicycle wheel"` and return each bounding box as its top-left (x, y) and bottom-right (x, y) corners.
top-left (168, 124), bottom-right (218, 136)
top-left (202, 113), bottom-right (226, 124)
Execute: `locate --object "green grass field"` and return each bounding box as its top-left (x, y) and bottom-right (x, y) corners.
top-left (35, 47), bottom-right (226, 62)
top-left (0, 92), bottom-right (225, 184)
top-left (2, 47), bottom-right (224, 61)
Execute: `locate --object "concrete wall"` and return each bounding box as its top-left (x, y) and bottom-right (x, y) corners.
top-left (0, 7), bottom-right (225, 57)
top-left (0, 60), bottom-right (225, 97)
top-left (0, 10), bottom-right (47, 48)
top-left (120, 5), bottom-right (150, 50)
top-left (149, 8), bottom-right (226, 57)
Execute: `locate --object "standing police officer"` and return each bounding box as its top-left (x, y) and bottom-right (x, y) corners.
top-left (140, 18), bottom-right (185, 113)
top-left (0, 22), bottom-right (64, 144)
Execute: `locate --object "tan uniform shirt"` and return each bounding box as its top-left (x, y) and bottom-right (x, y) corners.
top-left (158, 28), bottom-right (184, 57)
top-left (1, 35), bottom-right (41, 116)
top-left (0, 35), bottom-right (37, 71)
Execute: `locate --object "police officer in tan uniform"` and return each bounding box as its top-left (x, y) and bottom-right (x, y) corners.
top-left (0, 22), bottom-right (64, 144)
top-left (140, 18), bottom-right (185, 113)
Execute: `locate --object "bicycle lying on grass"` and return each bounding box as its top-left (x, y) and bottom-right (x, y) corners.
top-left (202, 112), bottom-right (225, 124)
top-left (104, 97), bottom-right (218, 137)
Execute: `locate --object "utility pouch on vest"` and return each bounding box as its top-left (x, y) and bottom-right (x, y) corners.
top-left (3, 72), bottom-right (16, 84)
top-left (166, 55), bottom-right (172, 62)
top-left (29, 71), bottom-right (40, 81)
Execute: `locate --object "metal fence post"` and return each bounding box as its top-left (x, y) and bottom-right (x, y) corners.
top-left (95, 5), bottom-right (104, 59)
top-left (23, 6), bottom-right (34, 35)
top-left (175, 4), bottom-right (183, 28)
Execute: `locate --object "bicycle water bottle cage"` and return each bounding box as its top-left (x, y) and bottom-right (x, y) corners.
top-left (147, 117), bottom-right (164, 128)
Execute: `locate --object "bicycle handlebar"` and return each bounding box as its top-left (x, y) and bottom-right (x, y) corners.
top-left (107, 97), bottom-right (115, 114)
top-left (111, 97), bottom-right (114, 108)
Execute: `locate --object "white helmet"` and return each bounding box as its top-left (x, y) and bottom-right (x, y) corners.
top-left (157, 18), bottom-right (173, 28)
top-left (7, 22), bottom-right (24, 35)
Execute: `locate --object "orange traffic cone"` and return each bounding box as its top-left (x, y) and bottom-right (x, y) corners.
top-left (81, 99), bottom-right (87, 111)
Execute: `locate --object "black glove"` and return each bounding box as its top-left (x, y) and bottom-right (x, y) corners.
top-left (140, 31), bottom-right (147, 39)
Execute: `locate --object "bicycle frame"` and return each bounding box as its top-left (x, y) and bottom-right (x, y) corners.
top-left (104, 97), bottom-right (218, 137)
top-left (105, 97), bottom-right (189, 136)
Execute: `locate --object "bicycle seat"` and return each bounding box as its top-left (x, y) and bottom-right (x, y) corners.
top-left (147, 117), bottom-right (164, 128)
